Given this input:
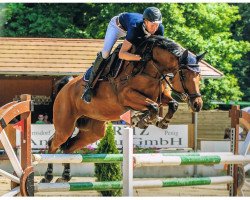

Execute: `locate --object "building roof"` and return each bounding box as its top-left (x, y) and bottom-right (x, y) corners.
top-left (0, 37), bottom-right (223, 78)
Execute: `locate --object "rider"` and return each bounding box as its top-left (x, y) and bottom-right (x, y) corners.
top-left (82, 7), bottom-right (164, 103)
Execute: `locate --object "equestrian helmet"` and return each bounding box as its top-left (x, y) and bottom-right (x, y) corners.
top-left (143, 7), bottom-right (162, 23)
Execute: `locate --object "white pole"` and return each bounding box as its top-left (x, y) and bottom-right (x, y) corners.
top-left (193, 112), bottom-right (198, 177)
top-left (229, 128), bottom-right (235, 196)
top-left (2, 186), bottom-right (20, 197)
top-left (194, 112), bottom-right (198, 152)
top-left (0, 169), bottom-right (20, 183)
top-left (0, 130), bottom-right (23, 178)
top-left (240, 131), bottom-right (250, 156)
top-left (122, 127), bottom-right (133, 196)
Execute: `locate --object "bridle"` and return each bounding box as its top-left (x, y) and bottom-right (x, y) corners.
top-left (150, 60), bottom-right (201, 102)
top-left (161, 63), bottom-right (202, 100)
top-left (136, 39), bottom-right (202, 101)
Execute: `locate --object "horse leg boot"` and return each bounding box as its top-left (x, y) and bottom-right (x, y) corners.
top-left (41, 129), bottom-right (74, 183)
top-left (137, 103), bottom-right (159, 129)
top-left (40, 137), bottom-right (54, 183)
top-left (81, 52), bottom-right (105, 103)
top-left (56, 163), bottom-right (71, 183)
top-left (157, 100), bottom-right (178, 129)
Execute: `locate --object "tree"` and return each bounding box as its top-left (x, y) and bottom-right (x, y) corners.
top-left (231, 3), bottom-right (250, 101)
top-left (157, 3), bottom-right (249, 108)
top-left (94, 122), bottom-right (122, 196)
top-left (0, 3), bottom-right (95, 38)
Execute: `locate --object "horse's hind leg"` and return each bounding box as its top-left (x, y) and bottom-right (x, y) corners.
top-left (63, 119), bottom-right (105, 153)
top-left (41, 115), bottom-right (76, 183)
top-left (40, 137), bottom-right (54, 183)
top-left (55, 119), bottom-right (106, 183)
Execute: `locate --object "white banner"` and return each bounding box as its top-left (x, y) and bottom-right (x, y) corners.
top-left (16, 124), bottom-right (188, 149)
top-left (114, 125), bottom-right (188, 148)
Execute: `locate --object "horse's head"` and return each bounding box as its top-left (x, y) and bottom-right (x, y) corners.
top-left (139, 36), bottom-right (204, 112)
top-left (171, 50), bottom-right (205, 112)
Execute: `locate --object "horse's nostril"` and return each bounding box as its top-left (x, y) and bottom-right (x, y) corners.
top-left (193, 102), bottom-right (200, 112)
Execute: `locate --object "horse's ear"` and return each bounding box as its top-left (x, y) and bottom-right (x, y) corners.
top-left (180, 49), bottom-right (189, 64)
top-left (196, 51), bottom-right (207, 63)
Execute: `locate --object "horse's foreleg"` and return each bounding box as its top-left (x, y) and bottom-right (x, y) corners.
top-left (121, 89), bottom-right (159, 129)
top-left (156, 87), bottom-right (178, 129)
top-left (137, 102), bottom-right (159, 129)
top-left (157, 100), bottom-right (179, 129)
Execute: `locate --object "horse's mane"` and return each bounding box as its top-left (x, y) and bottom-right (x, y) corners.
top-left (148, 36), bottom-right (184, 58)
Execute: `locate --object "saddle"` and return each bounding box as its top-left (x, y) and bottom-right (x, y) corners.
top-left (83, 44), bottom-right (123, 82)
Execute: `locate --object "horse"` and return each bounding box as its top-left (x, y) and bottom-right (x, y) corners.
top-left (41, 36), bottom-right (205, 183)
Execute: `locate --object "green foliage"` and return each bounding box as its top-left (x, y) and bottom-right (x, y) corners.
top-left (201, 75), bottom-right (243, 109)
top-left (94, 122), bottom-right (122, 196)
top-left (157, 3), bottom-right (249, 108)
top-left (231, 3), bottom-right (250, 101)
top-left (0, 3), bottom-right (93, 38)
top-left (1, 3), bottom-right (249, 108)
top-left (134, 146), bottom-right (158, 153)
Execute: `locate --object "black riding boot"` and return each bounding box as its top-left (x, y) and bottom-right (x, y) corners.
top-left (82, 52), bottom-right (105, 103)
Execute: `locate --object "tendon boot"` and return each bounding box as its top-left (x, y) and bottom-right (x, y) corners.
top-left (82, 52), bottom-right (105, 103)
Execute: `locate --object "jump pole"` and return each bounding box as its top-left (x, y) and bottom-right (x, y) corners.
top-left (32, 153), bottom-right (250, 166)
top-left (32, 152), bottom-right (235, 164)
top-left (35, 176), bottom-right (233, 192)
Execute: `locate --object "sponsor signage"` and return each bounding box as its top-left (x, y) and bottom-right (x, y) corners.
top-left (16, 124), bottom-right (188, 149)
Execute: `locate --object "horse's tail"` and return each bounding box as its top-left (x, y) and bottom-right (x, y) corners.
top-left (51, 76), bottom-right (74, 103)
top-left (49, 76), bottom-right (74, 122)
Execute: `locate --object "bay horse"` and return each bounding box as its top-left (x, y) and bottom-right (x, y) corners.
top-left (41, 36), bottom-right (204, 183)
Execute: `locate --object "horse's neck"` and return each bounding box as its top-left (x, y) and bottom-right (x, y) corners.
top-left (142, 63), bottom-right (161, 79)
top-left (118, 46), bottom-right (180, 79)
top-left (153, 47), bottom-right (179, 74)
top-left (121, 60), bottom-right (134, 75)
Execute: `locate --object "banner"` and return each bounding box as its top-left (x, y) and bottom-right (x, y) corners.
top-left (16, 124), bottom-right (188, 149)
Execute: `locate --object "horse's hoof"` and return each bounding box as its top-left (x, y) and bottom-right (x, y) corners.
top-left (56, 178), bottom-right (69, 183)
top-left (40, 178), bottom-right (51, 183)
top-left (161, 124), bottom-right (169, 129)
top-left (156, 121), bottom-right (169, 129)
top-left (137, 120), bottom-right (148, 129)
top-left (44, 172), bottom-right (53, 182)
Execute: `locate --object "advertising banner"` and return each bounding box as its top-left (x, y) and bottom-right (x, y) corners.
top-left (16, 124), bottom-right (188, 149)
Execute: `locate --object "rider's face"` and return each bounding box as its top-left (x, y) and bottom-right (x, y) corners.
top-left (144, 20), bottom-right (160, 34)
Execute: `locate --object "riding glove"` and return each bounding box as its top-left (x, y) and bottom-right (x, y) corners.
top-left (140, 52), bottom-right (152, 62)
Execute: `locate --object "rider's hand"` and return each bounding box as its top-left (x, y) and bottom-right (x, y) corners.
top-left (140, 52), bottom-right (151, 62)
